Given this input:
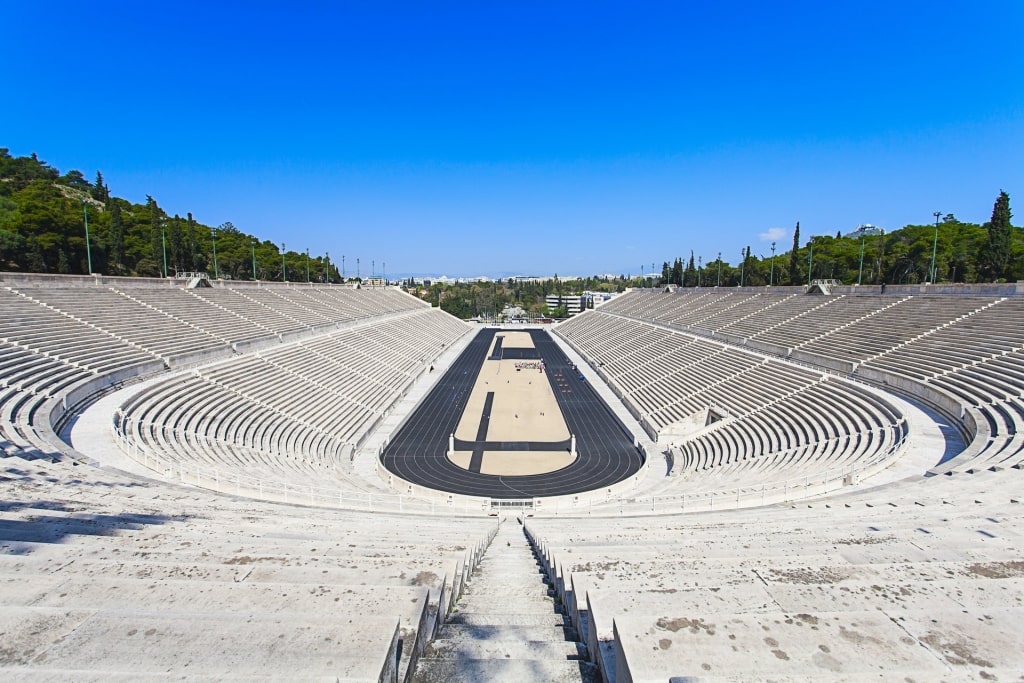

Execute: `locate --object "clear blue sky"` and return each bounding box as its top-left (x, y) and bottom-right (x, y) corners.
top-left (4, 1), bottom-right (1021, 277)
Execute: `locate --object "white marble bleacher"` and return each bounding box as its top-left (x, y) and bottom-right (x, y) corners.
top-left (13, 286), bottom-right (228, 363)
top-left (189, 287), bottom-right (309, 335)
top-left (1, 279), bottom-right (499, 679)
top-left (115, 307), bottom-right (471, 499)
top-left (559, 309), bottom-right (907, 495)
top-left (119, 286), bottom-right (273, 345)
top-left (797, 295), bottom-right (999, 365)
top-left (0, 450), bottom-right (498, 681)
top-left (525, 464), bottom-right (1024, 682)
top-left (750, 294), bottom-right (894, 350)
top-left (593, 289), bottom-right (1024, 484)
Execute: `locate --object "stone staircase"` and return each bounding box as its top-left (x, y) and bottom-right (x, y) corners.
top-left (411, 518), bottom-right (598, 683)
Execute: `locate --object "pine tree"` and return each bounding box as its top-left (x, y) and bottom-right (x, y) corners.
top-left (788, 221), bottom-right (801, 284)
top-left (91, 171), bottom-right (108, 201)
top-left (983, 190), bottom-right (1012, 281)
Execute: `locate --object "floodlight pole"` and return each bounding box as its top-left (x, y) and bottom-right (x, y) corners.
top-left (769, 242), bottom-right (776, 286)
top-left (740, 249), bottom-right (745, 287)
top-left (857, 233), bottom-right (865, 285)
top-left (930, 211), bottom-right (941, 284)
top-left (698, 256), bottom-right (702, 288)
top-left (341, 254), bottom-right (345, 281)
top-left (161, 224), bottom-right (168, 278)
top-left (306, 248), bottom-right (310, 283)
top-left (717, 252), bottom-right (721, 287)
top-left (281, 243), bottom-right (286, 282)
top-left (82, 200), bottom-right (93, 275)
top-left (212, 227), bottom-right (219, 279)
top-left (807, 238), bottom-right (814, 286)
top-left (252, 239), bottom-right (258, 280)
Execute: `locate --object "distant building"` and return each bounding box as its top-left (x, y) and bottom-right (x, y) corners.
top-left (844, 224), bottom-right (884, 238)
top-left (584, 291), bottom-right (616, 309)
top-left (545, 294), bottom-right (586, 316)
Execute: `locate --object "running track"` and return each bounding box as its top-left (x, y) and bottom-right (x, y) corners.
top-left (380, 328), bottom-right (644, 498)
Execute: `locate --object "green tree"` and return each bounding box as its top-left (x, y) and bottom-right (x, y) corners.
top-left (91, 171), bottom-right (108, 202)
top-left (983, 190), bottom-right (1012, 281)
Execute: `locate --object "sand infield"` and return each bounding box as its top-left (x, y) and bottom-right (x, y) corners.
top-left (447, 331), bottom-right (575, 476)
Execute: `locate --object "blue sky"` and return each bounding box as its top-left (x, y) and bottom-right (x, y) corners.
top-left (3, 1), bottom-right (1021, 277)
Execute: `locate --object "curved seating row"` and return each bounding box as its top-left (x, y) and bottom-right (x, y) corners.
top-left (556, 310), bottom-right (907, 490)
top-left (584, 289), bottom-right (1024, 479)
top-left (115, 308), bottom-right (469, 491)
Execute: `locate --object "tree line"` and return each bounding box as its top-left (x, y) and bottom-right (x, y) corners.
top-left (658, 191), bottom-right (1019, 288)
top-left (1, 148), bottom-right (1018, 290)
top-left (0, 149), bottom-right (348, 282)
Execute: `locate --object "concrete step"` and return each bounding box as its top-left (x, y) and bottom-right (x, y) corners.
top-left (447, 612), bottom-right (569, 628)
top-left (424, 637), bottom-right (586, 660)
top-left (411, 656), bottom-right (599, 683)
top-left (440, 622), bottom-right (579, 643)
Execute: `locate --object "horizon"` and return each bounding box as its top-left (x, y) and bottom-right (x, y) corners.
top-left (3, 2), bottom-right (1021, 278)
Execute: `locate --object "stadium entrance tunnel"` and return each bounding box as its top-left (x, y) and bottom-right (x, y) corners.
top-left (380, 327), bottom-right (645, 499)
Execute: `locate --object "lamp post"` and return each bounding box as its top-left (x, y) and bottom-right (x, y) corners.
top-left (769, 242), bottom-right (776, 286)
top-left (740, 248), bottom-right (745, 287)
top-left (383, 261), bottom-right (386, 285)
top-left (807, 237), bottom-right (814, 285)
top-left (211, 227), bottom-right (219, 279)
top-left (698, 256), bottom-right (702, 287)
top-left (341, 255), bottom-right (345, 281)
top-left (716, 252), bottom-right (722, 287)
top-left (82, 201), bottom-right (93, 275)
top-left (930, 211), bottom-right (941, 284)
top-left (251, 238), bottom-right (257, 280)
top-left (306, 248), bottom-right (310, 283)
top-left (281, 243), bottom-right (286, 282)
top-left (641, 264), bottom-right (644, 287)
top-left (161, 224), bottom-right (168, 278)
top-left (857, 232), bottom-right (866, 285)
top-left (325, 251), bottom-right (330, 284)
top-left (357, 258), bottom-right (360, 280)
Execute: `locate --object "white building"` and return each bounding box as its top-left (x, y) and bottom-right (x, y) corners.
top-left (545, 294), bottom-right (586, 316)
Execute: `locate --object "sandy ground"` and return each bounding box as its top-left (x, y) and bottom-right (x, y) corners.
top-left (448, 331), bottom-right (572, 475)
top-left (493, 330), bottom-right (536, 349)
top-left (454, 336), bottom-right (568, 443)
top-left (447, 450), bottom-right (577, 475)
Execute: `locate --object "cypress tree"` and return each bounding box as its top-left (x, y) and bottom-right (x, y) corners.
top-left (788, 221), bottom-right (800, 284)
top-left (983, 190), bottom-right (1012, 281)
top-left (91, 171), bottom-right (108, 201)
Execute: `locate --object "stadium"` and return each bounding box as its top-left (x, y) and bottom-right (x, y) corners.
top-left (2, 271), bottom-right (1022, 681)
